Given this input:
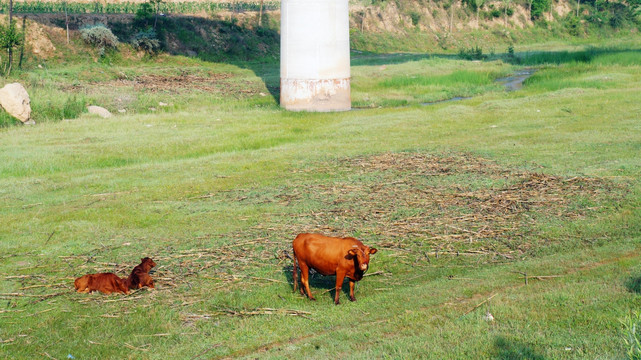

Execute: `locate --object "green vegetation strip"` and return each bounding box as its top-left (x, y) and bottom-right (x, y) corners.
top-left (0, 0), bottom-right (279, 14)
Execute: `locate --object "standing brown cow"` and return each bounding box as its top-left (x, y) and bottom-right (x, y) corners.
top-left (292, 233), bottom-right (377, 305)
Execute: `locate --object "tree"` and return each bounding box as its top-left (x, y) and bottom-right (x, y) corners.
top-left (0, 0), bottom-right (22, 75)
top-left (531, 0), bottom-right (551, 20)
top-left (504, 0), bottom-right (510, 25)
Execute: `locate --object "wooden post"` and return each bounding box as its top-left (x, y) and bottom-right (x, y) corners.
top-left (7, 0), bottom-right (13, 75)
top-left (449, 0), bottom-right (454, 33)
top-left (65, 2), bottom-right (70, 44)
top-left (18, 16), bottom-right (26, 69)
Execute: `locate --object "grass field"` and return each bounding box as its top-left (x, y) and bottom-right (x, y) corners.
top-left (1, 38), bottom-right (641, 359)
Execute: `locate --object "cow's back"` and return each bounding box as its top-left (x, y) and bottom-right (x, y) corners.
top-left (293, 233), bottom-right (361, 276)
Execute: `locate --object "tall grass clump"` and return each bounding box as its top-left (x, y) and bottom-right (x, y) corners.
top-left (0, 110), bottom-right (17, 127)
top-left (380, 70), bottom-right (494, 88)
top-left (621, 312), bottom-right (641, 359)
top-left (30, 96), bottom-right (87, 123)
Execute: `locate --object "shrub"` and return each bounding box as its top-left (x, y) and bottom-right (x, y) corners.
top-left (565, 15), bottom-right (583, 36)
top-left (80, 24), bottom-right (119, 55)
top-left (132, 29), bottom-right (161, 54)
top-left (458, 45), bottom-right (485, 60)
top-left (408, 11), bottom-right (421, 26)
top-left (531, 0), bottom-right (551, 20)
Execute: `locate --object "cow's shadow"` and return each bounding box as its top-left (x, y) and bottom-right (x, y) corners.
top-left (282, 265), bottom-right (352, 302)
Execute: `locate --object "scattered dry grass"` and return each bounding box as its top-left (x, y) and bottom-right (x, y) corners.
top-left (1, 152), bottom-right (620, 313)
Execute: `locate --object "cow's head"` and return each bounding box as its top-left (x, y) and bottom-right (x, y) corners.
top-left (347, 246), bottom-right (378, 272)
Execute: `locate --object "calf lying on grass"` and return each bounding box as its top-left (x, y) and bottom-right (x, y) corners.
top-left (292, 233), bottom-right (377, 305)
top-left (74, 273), bottom-right (130, 295)
top-left (123, 257), bottom-right (157, 290)
top-left (74, 257), bottom-right (157, 294)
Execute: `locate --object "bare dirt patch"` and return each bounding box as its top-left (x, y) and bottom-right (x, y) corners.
top-left (126, 73), bottom-right (234, 93)
top-left (61, 71), bottom-right (261, 98)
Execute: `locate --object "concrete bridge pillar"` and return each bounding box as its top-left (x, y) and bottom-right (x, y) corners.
top-left (280, 0), bottom-right (351, 112)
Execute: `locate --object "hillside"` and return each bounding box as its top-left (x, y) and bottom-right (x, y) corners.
top-left (1, 0), bottom-right (639, 66)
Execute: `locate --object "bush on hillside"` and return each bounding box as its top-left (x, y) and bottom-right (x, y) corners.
top-left (409, 11), bottom-right (421, 26)
top-left (531, 0), bottom-right (551, 20)
top-left (565, 15), bottom-right (583, 36)
top-left (132, 29), bottom-right (161, 54)
top-left (80, 24), bottom-right (119, 55)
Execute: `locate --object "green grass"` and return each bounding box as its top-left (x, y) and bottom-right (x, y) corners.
top-left (1, 38), bottom-right (641, 359)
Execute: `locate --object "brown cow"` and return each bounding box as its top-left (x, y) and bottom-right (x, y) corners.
top-left (74, 273), bottom-right (129, 295)
top-left (292, 233), bottom-right (378, 305)
top-left (124, 257), bottom-right (157, 290)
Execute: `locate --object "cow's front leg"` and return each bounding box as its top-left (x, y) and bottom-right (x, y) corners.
top-left (334, 271), bottom-right (346, 305)
top-left (349, 279), bottom-right (356, 302)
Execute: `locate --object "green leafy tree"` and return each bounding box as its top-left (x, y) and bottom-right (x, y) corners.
top-left (0, 21), bottom-right (22, 75)
top-left (0, 0), bottom-right (22, 75)
top-left (135, 2), bottom-right (155, 29)
top-left (531, 0), bottom-right (551, 20)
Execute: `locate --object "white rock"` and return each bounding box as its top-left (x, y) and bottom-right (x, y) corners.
top-left (87, 105), bottom-right (112, 118)
top-left (117, 109), bottom-right (126, 113)
top-left (483, 311), bottom-right (494, 322)
top-left (0, 83), bottom-right (32, 123)
top-left (159, 102), bottom-right (168, 107)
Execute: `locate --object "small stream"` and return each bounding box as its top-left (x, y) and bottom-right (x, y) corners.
top-left (421, 68), bottom-right (537, 106)
top-left (494, 68), bottom-right (537, 92)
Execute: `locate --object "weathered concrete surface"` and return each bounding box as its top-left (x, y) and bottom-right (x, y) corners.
top-left (280, 78), bottom-right (351, 112)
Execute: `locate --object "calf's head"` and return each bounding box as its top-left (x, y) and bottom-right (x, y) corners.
top-left (140, 257), bottom-right (157, 271)
top-left (347, 246), bottom-right (378, 272)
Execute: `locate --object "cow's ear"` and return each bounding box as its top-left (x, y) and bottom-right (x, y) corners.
top-left (346, 248), bottom-right (358, 259)
top-left (369, 248), bottom-right (378, 255)
top-left (141, 258), bottom-right (145, 262)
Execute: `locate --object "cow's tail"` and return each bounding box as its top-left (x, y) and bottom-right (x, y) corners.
top-left (291, 250), bottom-right (298, 293)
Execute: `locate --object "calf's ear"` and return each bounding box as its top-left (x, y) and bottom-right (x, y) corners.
top-left (346, 249), bottom-right (358, 259)
top-left (369, 248), bottom-right (378, 255)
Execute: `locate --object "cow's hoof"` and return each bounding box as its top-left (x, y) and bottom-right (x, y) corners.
top-left (334, 301), bottom-right (341, 305)
top-left (350, 296), bottom-right (356, 302)
top-left (310, 297), bottom-right (316, 301)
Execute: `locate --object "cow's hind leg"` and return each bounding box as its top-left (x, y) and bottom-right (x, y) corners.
top-left (334, 271), bottom-right (346, 305)
top-left (298, 262), bottom-right (315, 301)
top-left (292, 253), bottom-right (299, 294)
